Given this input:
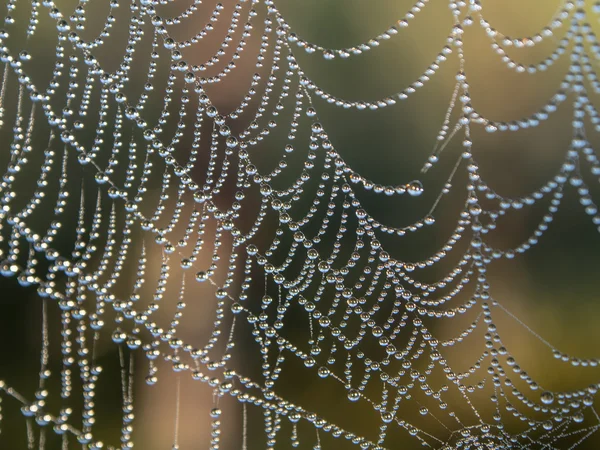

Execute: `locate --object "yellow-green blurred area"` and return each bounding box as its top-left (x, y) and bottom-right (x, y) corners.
top-left (1, 0), bottom-right (600, 448)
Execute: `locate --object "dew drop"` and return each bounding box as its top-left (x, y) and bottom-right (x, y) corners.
top-left (540, 391), bottom-right (554, 405)
top-left (317, 367), bottom-right (330, 378)
top-left (195, 271), bottom-right (208, 282)
top-left (407, 180), bottom-right (424, 197)
top-left (347, 389), bottom-right (360, 402)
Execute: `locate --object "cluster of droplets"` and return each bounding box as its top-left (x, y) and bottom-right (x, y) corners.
top-left (0, 0), bottom-right (599, 449)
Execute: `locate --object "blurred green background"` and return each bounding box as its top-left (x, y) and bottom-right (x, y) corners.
top-left (1, 0), bottom-right (600, 448)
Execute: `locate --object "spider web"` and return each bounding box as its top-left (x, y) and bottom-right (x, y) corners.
top-left (0, 0), bottom-right (599, 449)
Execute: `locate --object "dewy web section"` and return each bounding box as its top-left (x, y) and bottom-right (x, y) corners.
top-left (0, 0), bottom-right (598, 449)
